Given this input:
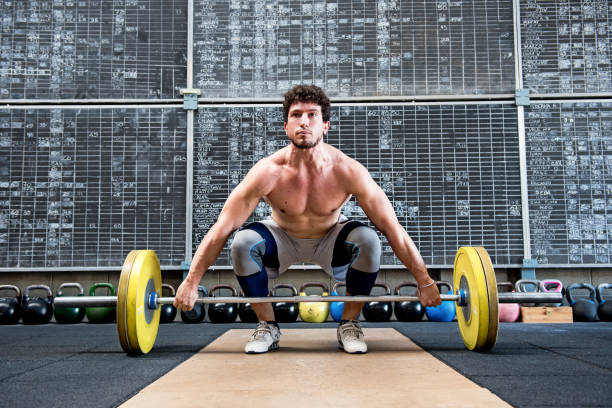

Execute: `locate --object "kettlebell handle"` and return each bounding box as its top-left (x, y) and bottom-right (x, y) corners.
top-left (273, 284), bottom-right (298, 296)
top-left (299, 282), bottom-right (329, 294)
top-left (0, 284), bottom-right (21, 298)
top-left (25, 284), bottom-right (52, 298)
top-left (566, 283), bottom-right (596, 304)
top-left (436, 281), bottom-right (452, 294)
top-left (372, 282), bottom-right (391, 295)
top-left (331, 282), bottom-right (346, 293)
top-left (89, 283), bottom-right (116, 296)
top-left (516, 279), bottom-right (541, 292)
top-left (497, 281), bottom-right (515, 292)
top-left (197, 286), bottom-right (208, 297)
top-left (57, 282), bottom-right (84, 296)
top-left (162, 284), bottom-right (176, 296)
top-left (394, 282), bottom-right (418, 295)
top-left (209, 284), bottom-right (238, 297)
top-left (540, 279), bottom-right (563, 293)
top-left (596, 283), bottom-right (612, 303)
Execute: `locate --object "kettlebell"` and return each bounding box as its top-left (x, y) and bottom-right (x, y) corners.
top-left (208, 284), bottom-right (238, 323)
top-left (160, 284), bottom-right (177, 323)
top-left (181, 286), bottom-right (207, 323)
top-left (516, 279), bottom-right (541, 306)
top-left (299, 282), bottom-right (330, 323)
top-left (330, 282), bottom-right (346, 323)
top-left (362, 283), bottom-right (393, 322)
top-left (22, 285), bottom-right (54, 325)
top-left (566, 283), bottom-right (597, 322)
top-left (238, 290), bottom-right (260, 323)
top-left (0, 285), bottom-right (22, 325)
top-left (394, 282), bottom-right (424, 322)
top-left (497, 282), bottom-right (520, 323)
top-left (425, 281), bottom-right (456, 322)
top-left (272, 284), bottom-right (299, 323)
top-left (54, 283), bottom-right (86, 324)
top-left (596, 283), bottom-right (612, 322)
top-left (86, 283), bottom-right (116, 323)
top-left (539, 279), bottom-right (564, 307)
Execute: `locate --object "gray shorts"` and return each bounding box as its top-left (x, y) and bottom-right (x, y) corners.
top-left (257, 215), bottom-right (352, 280)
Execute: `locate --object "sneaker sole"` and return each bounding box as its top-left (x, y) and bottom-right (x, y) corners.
top-left (338, 342), bottom-right (367, 354)
top-left (245, 341), bottom-right (280, 354)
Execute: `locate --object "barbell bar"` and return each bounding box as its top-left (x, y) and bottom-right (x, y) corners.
top-left (54, 292), bottom-right (563, 308)
top-left (49, 247), bottom-right (565, 355)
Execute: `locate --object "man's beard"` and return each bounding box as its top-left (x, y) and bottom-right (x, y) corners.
top-left (291, 134), bottom-right (322, 149)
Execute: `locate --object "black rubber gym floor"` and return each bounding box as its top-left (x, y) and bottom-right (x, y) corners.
top-left (1, 322), bottom-right (611, 408)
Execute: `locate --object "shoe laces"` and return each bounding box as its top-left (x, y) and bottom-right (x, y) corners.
top-left (340, 320), bottom-right (363, 340)
top-left (251, 322), bottom-right (272, 341)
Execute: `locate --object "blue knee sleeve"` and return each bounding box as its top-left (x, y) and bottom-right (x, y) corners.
top-left (345, 267), bottom-right (378, 296)
top-left (236, 267), bottom-right (270, 297)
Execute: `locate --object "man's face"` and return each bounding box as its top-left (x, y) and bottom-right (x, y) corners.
top-left (284, 101), bottom-right (330, 149)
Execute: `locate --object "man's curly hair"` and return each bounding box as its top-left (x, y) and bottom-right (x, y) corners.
top-left (282, 84), bottom-right (331, 123)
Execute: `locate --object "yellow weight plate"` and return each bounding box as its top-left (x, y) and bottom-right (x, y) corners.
top-left (116, 250), bottom-right (161, 354)
top-left (474, 247), bottom-right (499, 351)
top-left (453, 247), bottom-right (498, 351)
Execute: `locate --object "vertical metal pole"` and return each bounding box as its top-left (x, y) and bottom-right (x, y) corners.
top-left (513, 0), bottom-right (532, 261)
top-left (185, 0), bottom-right (194, 266)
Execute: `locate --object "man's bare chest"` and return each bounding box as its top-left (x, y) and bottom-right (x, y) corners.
top-left (265, 173), bottom-right (350, 216)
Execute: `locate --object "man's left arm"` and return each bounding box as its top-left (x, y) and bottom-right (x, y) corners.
top-left (347, 161), bottom-right (441, 306)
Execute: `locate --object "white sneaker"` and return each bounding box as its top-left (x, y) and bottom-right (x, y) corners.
top-left (245, 321), bottom-right (281, 354)
top-left (337, 320), bottom-right (367, 354)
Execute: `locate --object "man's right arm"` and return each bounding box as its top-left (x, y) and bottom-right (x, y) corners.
top-left (174, 161), bottom-right (272, 310)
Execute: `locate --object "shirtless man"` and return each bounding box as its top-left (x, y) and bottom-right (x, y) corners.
top-left (174, 85), bottom-right (441, 354)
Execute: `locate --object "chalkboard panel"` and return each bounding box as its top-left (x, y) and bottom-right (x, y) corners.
top-left (193, 104), bottom-right (523, 268)
top-left (0, 0), bottom-right (187, 100)
top-left (194, 0), bottom-right (515, 98)
top-left (0, 107), bottom-right (187, 268)
top-left (526, 101), bottom-right (612, 265)
top-left (521, 0), bottom-right (612, 95)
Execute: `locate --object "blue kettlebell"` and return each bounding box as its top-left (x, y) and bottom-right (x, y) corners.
top-left (425, 281), bottom-right (456, 322)
top-left (330, 282), bottom-right (361, 322)
top-left (330, 282), bottom-right (345, 323)
top-left (566, 283), bottom-right (597, 322)
top-left (596, 283), bottom-right (612, 322)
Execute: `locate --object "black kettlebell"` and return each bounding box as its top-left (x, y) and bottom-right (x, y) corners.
top-left (394, 282), bottom-right (424, 322)
top-left (362, 283), bottom-right (393, 322)
top-left (238, 290), bottom-right (260, 323)
top-left (0, 285), bottom-right (22, 325)
top-left (596, 283), bottom-right (612, 322)
top-left (22, 285), bottom-right (54, 325)
top-left (272, 284), bottom-right (299, 323)
top-left (516, 279), bottom-right (541, 307)
top-left (54, 283), bottom-right (86, 324)
top-left (86, 283), bottom-right (116, 323)
top-left (566, 283), bottom-right (597, 322)
top-left (181, 286), bottom-right (207, 323)
top-left (208, 284), bottom-right (239, 323)
top-left (160, 284), bottom-right (177, 323)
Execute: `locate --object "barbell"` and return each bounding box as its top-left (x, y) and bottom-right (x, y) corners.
top-left (54, 247), bottom-right (563, 354)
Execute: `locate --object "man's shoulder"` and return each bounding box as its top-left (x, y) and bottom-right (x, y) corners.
top-left (328, 145), bottom-right (364, 173)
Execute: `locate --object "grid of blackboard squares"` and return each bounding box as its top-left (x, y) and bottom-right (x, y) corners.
top-left (0, 0), bottom-right (187, 100)
top-left (193, 104), bottom-right (523, 268)
top-left (521, 0), bottom-right (612, 95)
top-left (0, 108), bottom-right (187, 268)
top-left (194, 0), bottom-right (515, 98)
top-left (526, 102), bottom-right (612, 265)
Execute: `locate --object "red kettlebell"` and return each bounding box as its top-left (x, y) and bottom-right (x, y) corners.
top-left (497, 282), bottom-right (520, 322)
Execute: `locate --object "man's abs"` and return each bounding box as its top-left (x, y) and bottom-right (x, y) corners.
top-left (269, 208), bottom-right (345, 239)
